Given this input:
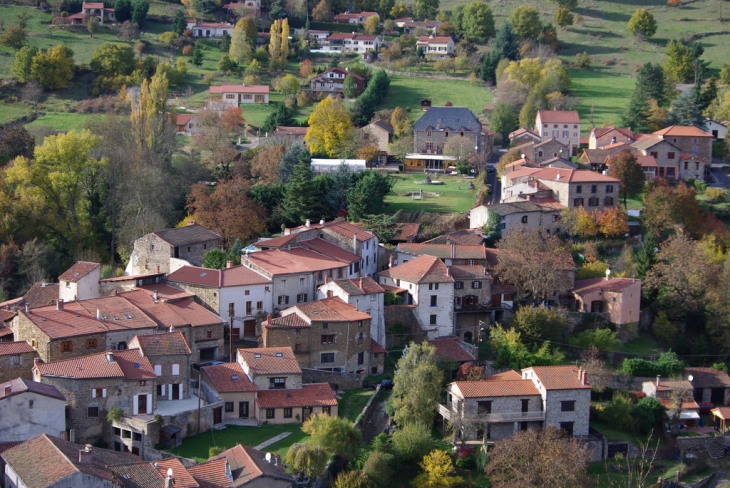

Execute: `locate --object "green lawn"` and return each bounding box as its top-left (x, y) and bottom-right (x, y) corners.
top-left (0, 103), bottom-right (29, 126)
top-left (617, 331), bottom-right (664, 357)
top-left (27, 113), bottom-right (104, 131)
top-left (568, 69), bottom-right (634, 130)
top-left (587, 459), bottom-right (683, 488)
top-left (385, 173), bottom-right (480, 214)
top-left (168, 423), bottom-right (309, 462)
top-left (338, 389), bottom-right (375, 423)
top-left (590, 420), bottom-right (665, 448)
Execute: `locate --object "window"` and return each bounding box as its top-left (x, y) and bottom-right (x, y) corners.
top-left (86, 339), bottom-right (97, 349)
top-left (552, 214), bottom-right (559, 222)
top-left (591, 185), bottom-right (597, 193)
top-left (562, 130), bottom-right (569, 138)
top-left (477, 400), bottom-right (492, 415)
top-left (297, 293), bottom-right (308, 303)
top-left (157, 384), bottom-right (166, 396)
top-left (560, 421), bottom-right (574, 436)
top-left (538, 150), bottom-right (543, 158)
top-left (668, 152), bottom-right (675, 160)
top-left (133, 432), bottom-right (142, 442)
top-left (650, 151), bottom-right (658, 158)
top-left (150, 244), bottom-right (155, 251)
top-left (321, 334), bottom-right (335, 344)
top-left (322, 323), bottom-right (328, 329)
top-left (576, 185), bottom-right (582, 194)
top-left (113, 427), bottom-right (121, 436)
top-left (266, 408), bottom-right (275, 419)
top-left (278, 295), bottom-right (289, 305)
top-left (87, 407), bottom-right (99, 418)
top-left (91, 388), bottom-right (106, 398)
top-left (281, 280), bottom-right (286, 288)
top-left (561, 400), bottom-right (575, 412)
top-left (667, 167), bottom-right (676, 178)
top-left (322, 406), bottom-right (331, 415)
top-left (606, 185), bottom-right (614, 193)
top-left (370, 294), bottom-right (376, 301)
top-left (605, 197), bottom-right (614, 206)
top-left (256, 301), bottom-right (263, 310)
top-left (321, 352), bottom-right (335, 363)
top-left (430, 315), bottom-right (437, 325)
top-left (61, 341), bottom-right (73, 352)
top-left (269, 377), bottom-right (286, 389)
top-left (11, 355), bottom-right (20, 365)
top-left (284, 408), bottom-right (293, 418)
top-left (226, 94), bottom-right (235, 99)
top-left (430, 295), bottom-right (437, 307)
top-left (172, 364), bottom-right (180, 376)
top-left (154, 365), bottom-right (162, 376)
top-left (588, 197), bottom-right (599, 207)
top-left (455, 281), bottom-right (463, 289)
top-left (521, 215), bottom-right (528, 224)
top-left (472, 281), bottom-right (482, 289)
top-left (573, 198), bottom-right (584, 207)
top-left (225, 402), bottom-right (234, 412)
top-left (206, 330), bottom-right (213, 339)
top-left (358, 321), bottom-right (363, 328)
top-left (246, 301), bottom-right (252, 315)
top-left (358, 352), bottom-right (364, 365)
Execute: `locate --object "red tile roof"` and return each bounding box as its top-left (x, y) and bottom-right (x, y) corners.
top-left (58, 261), bottom-right (100, 282)
top-left (397, 243), bottom-right (488, 260)
top-left (166, 265), bottom-right (271, 288)
top-left (254, 233), bottom-right (300, 249)
top-left (121, 291), bottom-right (224, 328)
top-left (256, 383), bottom-right (338, 408)
top-left (537, 110), bottom-right (580, 124)
top-left (423, 229), bottom-right (484, 246)
top-left (135, 284), bottom-right (195, 301)
top-left (209, 84), bottom-right (269, 94)
top-left (392, 222), bottom-right (420, 242)
top-left (370, 339), bottom-right (387, 354)
top-left (654, 125), bottom-right (712, 138)
top-left (35, 348), bottom-right (156, 380)
top-left (448, 265), bottom-right (491, 280)
top-left (0, 378), bottom-right (66, 401)
top-left (0, 341), bottom-right (35, 355)
top-left (485, 370), bottom-right (523, 381)
top-left (156, 458), bottom-right (200, 488)
top-left (324, 220), bottom-right (376, 242)
top-left (509, 128), bottom-right (540, 139)
top-left (514, 167), bottom-right (620, 183)
top-left (265, 313), bottom-right (311, 328)
top-left (572, 278), bottom-right (639, 296)
top-left (712, 406), bottom-right (730, 419)
top-left (176, 114), bottom-right (195, 126)
top-left (416, 36), bottom-right (453, 43)
top-left (293, 297), bottom-right (371, 323)
top-left (430, 337), bottom-right (475, 362)
top-left (188, 458), bottom-right (230, 487)
top-left (0, 309), bottom-right (16, 322)
top-left (132, 331), bottom-right (191, 356)
top-left (525, 365), bottom-right (591, 390)
top-left (453, 379), bottom-right (540, 398)
top-left (0, 324), bottom-right (12, 338)
top-left (239, 347), bottom-right (302, 375)
top-left (300, 238), bottom-right (361, 263)
top-left (378, 254), bottom-right (454, 284)
top-left (686, 367), bottom-right (730, 388)
top-left (328, 276), bottom-right (384, 296)
top-left (243, 248), bottom-right (345, 275)
top-left (22, 282), bottom-right (60, 309)
top-left (99, 273), bottom-right (164, 283)
top-left (196, 445), bottom-right (293, 486)
top-left (203, 362), bottom-right (256, 393)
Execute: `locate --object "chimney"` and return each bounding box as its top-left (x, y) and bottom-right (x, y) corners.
top-left (320, 219), bottom-right (325, 225)
top-left (78, 445), bottom-right (93, 464)
top-left (106, 351), bottom-right (114, 363)
top-left (165, 468), bottom-right (175, 488)
top-left (156, 265), bottom-right (160, 274)
top-left (226, 261), bottom-right (233, 269)
top-left (359, 277), bottom-right (363, 290)
top-left (451, 244), bottom-right (455, 259)
top-left (96, 308), bottom-right (101, 320)
top-left (186, 220), bottom-right (196, 226)
top-left (353, 234), bottom-right (357, 253)
top-left (153, 290), bottom-right (159, 301)
top-left (169, 325), bottom-right (174, 332)
top-left (388, 255), bottom-right (394, 268)
top-left (3, 385), bottom-right (10, 396)
top-left (41, 281), bottom-right (46, 288)
top-left (556, 172), bottom-right (561, 180)
top-left (324, 276), bottom-right (328, 284)
top-left (266, 313), bottom-right (272, 323)
top-left (446, 267), bottom-right (450, 276)
top-left (57, 299), bottom-right (64, 311)
top-left (25, 304), bottom-right (30, 314)
top-left (656, 375), bottom-right (661, 387)
top-left (605, 269), bottom-right (611, 281)
top-left (305, 219), bottom-right (310, 227)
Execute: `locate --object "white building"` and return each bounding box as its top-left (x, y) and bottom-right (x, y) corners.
top-left (318, 276), bottom-right (386, 347)
top-left (58, 261), bottom-right (101, 303)
top-left (705, 119), bottom-right (728, 140)
top-left (209, 84), bottom-right (270, 107)
top-left (310, 159), bottom-right (367, 173)
top-left (416, 36), bottom-right (455, 58)
top-left (0, 378), bottom-right (66, 443)
top-left (186, 20), bottom-right (235, 37)
top-left (535, 110), bottom-right (581, 157)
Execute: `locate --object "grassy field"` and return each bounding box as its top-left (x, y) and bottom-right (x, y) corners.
top-left (26, 113), bottom-right (104, 131)
top-left (617, 331), bottom-right (664, 357)
top-left (338, 389), bottom-right (375, 422)
top-left (385, 173), bottom-right (480, 214)
top-left (168, 423), bottom-right (309, 462)
top-left (568, 69), bottom-right (634, 129)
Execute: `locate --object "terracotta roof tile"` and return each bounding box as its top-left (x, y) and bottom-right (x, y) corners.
top-left (453, 379), bottom-right (540, 398)
top-left (0, 378), bottom-right (66, 402)
top-left (134, 284), bottom-right (195, 301)
top-left (430, 337), bottom-right (475, 362)
top-left (132, 331), bottom-right (191, 356)
top-left (686, 367), bottom-right (730, 388)
top-left (0, 309), bottom-right (16, 322)
top-left (448, 265), bottom-right (491, 280)
top-left (422, 229), bottom-right (484, 246)
top-left (108, 462), bottom-right (167, 488)
top-left (525, 365), bottom-right (591, 390)
top-left (378, 254), bottom-right (454, 284)
top-left (166, 265), bottom-right (271, 288)
top-left (324, 220), bottom-right (375, 242)
top-left (293, 297), bottom-right (371, 322)
top-left (397, 243), bottom-right (488, 260)
top-left (156, 458), bottom-right (200, 488)
top-left (239, 347), bottom-right (302, 375)
top-left (370, 339), bottom-right (387, 354)
top-left (209, 84), bottom-right (269, 94)
top-left (485, 370), bottom-right (523, 381)
top-left (176, 114), bottom-right (195, 126)
top-left (35, 348), bottom-right (156, 380)
top-left (537, 110), bottom-right (580, 123)
top-left (416, 36), bottom-right (453, 43)
top-left (327, 277), bottom-right (384, 296)
top-left (22, 282), bottom-right (60, 309)
top-left (257, 383), bottom-right (338, 408)
top-left (572, 278), bottom-right (639, 295)
top-left (153, 224), bottom-right (220, 247)
top-left (0, 324), bottom-right (12, 338)
top-left (265, 314), bottom-right (311, 328)
top-left (300, 238), bottom-right (361, 263)
top-left (254, 233), bottom-right (300, 249)
top-left (654, 125), bottom-right (712, 138)
top-left (188, 457), bottom-right (230, 487)
top-left (660, 398), bottom-right (699, 410)
top-left (58, 261), bottom-right (100, 282)
top-left (712, 406), bottom-right (730, 419)
top-left (392, 223), bottom-right (420, 241)
top-left (0, 341), bottom-right (35, 355)
top-left (243, 248), bottom-right (346, 275)
top-left (202, 362), bottom-right (256, 393)
top-left (99, 273), bottom-right (164, 283)
top-left (121, 291), bottom-right (224, 328)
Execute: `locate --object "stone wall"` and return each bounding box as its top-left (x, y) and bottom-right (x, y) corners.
top-left (167, 282), bottom-right (220, 315)
top-left (0, 349), bottom-right (39, 383)
top-left (301, 368), bottom-right (365, 390)
top-left (384, 305), bottom-right (428, 348)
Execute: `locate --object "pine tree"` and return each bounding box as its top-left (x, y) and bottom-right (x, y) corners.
top-left (281, 163), bottom-right (329, 225)
top-left (192, 42), bottom-right (203, 67)
top-left (480, 22), bottom-right (518, 82)
top-left (635, 63), bottom-right (667, 107)
top-left (621, 92), bottom-right (650, 133)
top-left (220, 31), bottom-right (231, 52)
top-left (635, 232), bottom-right (657, 279)
top-left (172, 9), bottom-right (186, 36)
top-left (269, 0), bottom-right (287, 19)
top-left (667, 91), bottom-right (706, 129)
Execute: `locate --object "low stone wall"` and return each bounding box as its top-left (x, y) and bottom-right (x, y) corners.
top-left (579, 436), bottom-right (607, 462)
top-left (302, 368), bottom-right (365, 390)
top-left (353, 385), bottom-right (381, 430)
top-left (143, 447), bottom-right (197, 467)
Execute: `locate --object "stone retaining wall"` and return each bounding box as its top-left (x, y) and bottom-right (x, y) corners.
top-left (302, 368), bottom-right (365, 390)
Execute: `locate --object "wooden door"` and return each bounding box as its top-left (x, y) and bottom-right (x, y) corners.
top-left (231, 327), bottom-right (240, 341)
top-left (239, 401), bottom-right (249, 418)
top-left (213, 407), bottom-right (222, 424)
top-left (243, 320), bottom-right (256, 338)
top-left (302, 407), bottom-right (312, 422)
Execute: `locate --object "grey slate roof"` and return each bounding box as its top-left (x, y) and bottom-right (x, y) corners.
top-left (414, 107), bottom-right (481, 133)
top-left (153, 224), bottom-right (221, 247)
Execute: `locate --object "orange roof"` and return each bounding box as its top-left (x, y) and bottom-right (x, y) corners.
top-left (370, 339), bottom-right (387, 354)
top-left (0, 341), bottom-right (35, 355)
top-left (135, 284), bottom-right (195, 301)
top-left (200, 445), bottom-right (294, 486)
top-left (120, 290), bottom-right (224, 328)
top-left (256, 383), bottom-right (338, 408)
top-left (538, 110), bottom-right (580, 124)
top-left (572, 278), bottom-right (639, 295)
top-left (209, 84), bottom-right (269, 94)
top-left (176, 114), bottom-right (195, 126)
top-left (660, 398), bottom-right (699, 410)
top-left (397, 243), bottom-right (488, 260)
top-left (239, 347), bottom-right (302, 375)
top-left (392, 222), bottom-right (420, 241)
top-left (243, 248), bottom-right (345, 275)
top-left (324, 220), bottom-right (375, 242)
top-left (166, 265), bottom-right (271, 288)
top-left (448, 265), bottom-right (491, 280)
top-left (328, 276), bottom-right (384, 296)
top-left (453, 379), bottom-right (540, 398)
top-left (156, 458), bottom-right (200, 488)
top-left (0, 324), bottom-right (13, 338)
top-left (188, 458), bottom-right (230, 487)
top-left (416, 36), bottom-right (453, 43)
top-left (430, 337), bottom-right (475, 362)
top-left (485, 370), bottom-right (523, 381)
top-left (712, 406), bottom-right (730, 419)
top-left (293, 297), bottom-right (371, 323)
top-left (300, 238), bottom-right (361, 263)
top-left (132, 331), bottom-right (191, 356)
top-left (202, 362), bottom-right (256, 393)
top-left (35, 348), bottom-right (156, 380)
top-left (654, 125), bottom-right (712, 138)
top-left (264, 313), bottom-right (311, 328)
top-left (525, 365), bottom-right (591, 390)
top-left (58, 261), bottom-right (99, 282)
top-left (532, 168), bottom-right (620, 183)
top-left (378, 254), bottom-right (454, 284)
top-left (422, 229), bottom-right (484, 246)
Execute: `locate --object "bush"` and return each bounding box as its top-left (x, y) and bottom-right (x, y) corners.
top-left (705, 187), bottom-right (726, 203)
top-left (568, 328), bottom-right (619, 350)
top-left (621, 351), bottom-right (685, 377)
top-left (631, 396), bottom-right (665, 435)
top-left (600, 392), bottom-right (636, 433)
top-left (362, 450), bottom-right (392, 486)
top-left (575, 52), bottom-right (591, 69)
top-left (182, 45), bottom-right (194, 55)
top-left (713, 362), bottom-right (729, 373)
top-left (209, 446), bottom-right (223, 457)
top-left (651, 311), bottom-right (678, 346)
top-left (391, 423), bottom-right (433, 463)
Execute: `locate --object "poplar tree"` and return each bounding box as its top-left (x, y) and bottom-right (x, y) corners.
top-left (230, 18), bottom-right (252, 64)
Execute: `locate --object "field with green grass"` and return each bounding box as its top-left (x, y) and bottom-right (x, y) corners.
top-left (27, 113), bottom-right (104, 131)
top-left (385, 173), bottom-right (480, 214)
top-left (338, 389), bottom-right (375, 422)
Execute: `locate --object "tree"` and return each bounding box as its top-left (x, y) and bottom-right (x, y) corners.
top-left (412, 450), bottom-right (463, 488)
top-left (90, 43), bottom-right (136, 77)
top-left (192, 42), bottom-right (203, 66)
top-left (554, 7), bottom-right (574, 28)
top-left (628, 9), bottom-right (657, 39)
top-left (285, 443), bottom-right (329, 479)
top-left (485, 426), bottom-right (589, 488)
top-left (299, 59), bottom-right (314, 78)
top-left (0, 26), bottom-right (28, 49)
top-left (489, 101), bottom-right (518, 142)
top-left (461, 2), bottom-right (495, 42)
top-left (218, 54), bottom-right (239, 74)
top-left (30, 44), bottom-right (75, 90)
top-left (262, 103), bottom-right (294, 133)
top-left (663, 39), bottom-right (693, 84)
top-left (346, 170), bottom-right (394, 221)
top-left (12, 46), bottom-right (39, 82)
top-left (268, 18), bottom-right (289, 71)
top-left (269, 0), bottom-right (287, 19)
top-left (306, 97), bottom-right (354, 158)
top-left (202, 248), bottom-right (228, 268)
top-left (635, 63), bottom-right (667, 107)
top-left (0, 126), bottom-right (34, 165)
top-left (643, 181), bottom-right (705, 238)
top-left (302, 412), bottom-right (362, 460)
top-left (334, 471), bottom-right (375, 488)
top-left (391, 422), bottom-right (433, 462)
top-left (390, 2), bottom-right (409, 18)
top-left (508, 6), bottom-right (542, 40)
top-left (277, 74), bottom-right (300, 95)
top-left (362, 450), bottom-right (391, 487)
top-left (22, 81), bottom-right (43, 114)
top-left (343, 75), bottom-right (359, 98)
top-left (390, 107), bottom-right (410, 138)
top-left (480, 22), bottom-right (519, 82)
top-left (597, 207), bottom-right (629, 237)
top-left (414, 0), bottom-right (438, 20)
top-left (131, 0), bottom-right (149, 27)
top-left (443, 137), bottom-right (476, 162)
top-left (607, 148), bottom-right (644, 207)
top-left (251, 145), bottom-right (288, 184)
top-left (87, 16), bottom-right (100, 39)
top-left (364, 15), bottom-right (380, 35)
top-left (494, 226), bottom-right (573, 299)
top-left (219, 106), bottom-right (245, 131)
top-left (666, 91), bottom-right (706, 129)
top-left (631, 397), bottom-right (665, 435)
top-left (230, 17), bottom-right (253, 65)
top-left (490, 325), bottom-right (564, 372)
top-left (279, 144), bottom-right (310, 183)
top-left (280, 163), bottom-right (330, 225)
top-left (312, 0), bottom-right (334, 22)
top-left (130, 69), bottom-right (169, 151)
top-left (512, 306), bottom-right (568, 345)
top-left (171, 9), bottom-right (186, 36)
top-left (114, 0), bottom-right (133, 22)
top-left (119, 20), bottom-right (140, 41)
top-left (324, 163), bottom-right (355, 215)
top-left (621, 92), bottom-right (650, 134)
top-left (391, 342), bottom-right (443, 427)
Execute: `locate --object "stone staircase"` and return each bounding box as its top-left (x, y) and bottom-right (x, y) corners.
top-left (705, 438), bottom-right (726, 459)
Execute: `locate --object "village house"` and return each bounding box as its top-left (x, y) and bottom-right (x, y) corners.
top-left (588, 127), bottom-right (638, 149)
top-left (378, 254), bottom-right (455, 338)
top-left (0, 282), bottom-right (58, 312)
top-left (2, 434), bottom-right (142, 488)
top-left (416, 36), bottom-right (455, 58)
top-left (422, 229), bottom-right (484, 247)
top-left (394, 16), bottom-right (413, 27)
top-left (128, 331), bottom-right (192, 402)
top-left (653, 125), bottom-right (713, 161)
top-left (469, 200), bottom-right (564, 235)
top-left (704, 119), bottom-right (727, 140)
top-left (0, 378), bottom-right (66, 443)
top-left (306, 29), bottom-right (331, 46)
top-left (66, 1), bottom-right (116, 24)
top-left (431, 336), bottom-right (477, 365)
top-left (686, 367), bottom-right (730, 406)
top-left (98, 272), bottom-right (166, 297)
top-left (188, 444), bottom-right (295, 487)
top-left (166, 264), bottom-right (272, 341)
top-left (209, 84), bottom-right (270, 108)
top-left (509, 128), bottom-right (541, 146)
top-left (388, 223), bottom-right (421, 245)
top-left (402, 153), bottom-right (457, 172)
top-left (604, 152), bottom-right (659, 181)
top-left (440, 365), bottom-right (591, 443)
top-left (174, 113), bottom-right (203, 135)
top-left (630, 135), bottom-right (682, 180)
top-left (403, 20), bottom-right (442, 34)
top-left (643, 377), bottom-right (700, 426)
top-left (0, 341), bottom-right (38, 384)
top-left (571, 278), bottom-right (641, 334)
top-left (309, 67), bottom-right (365, 97)
top-left (272, 126), bottom-right (309, 147)
top-left (126, 221), bottom-right (221, 276)
top-left (106, 457), bottom-right (199, 488)
top-left (201, 361), bottom-right (257, 422)
top-left (323, 33), bottom-right (380, 53)
top-left (58, 261), bottom-right (100, 303)
top-left (334, 11), bottom-right (379, 23)
top-left (262, 297), bottom-right (372, 374)
top-left (449, 265), bottom-right (494, 337)
top-left (359, 120), bottom-right (393, 165)
top-left (0, 313), bottom-right (14, 343)
top-left (317, 276), bottom-right (386, 347)
top-left (186, 20), bottom-right (234, 37)
top-left (413, 107), bottom-right (489, 165)
top-left (395, 242), bottom-right (494, 267)
top-left (535, 110), bottom-right (581, 156)
top-left (222, 0), bottom-right (261, 17)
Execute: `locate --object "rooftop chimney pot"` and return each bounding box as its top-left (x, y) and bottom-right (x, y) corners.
top-left (57, 299), bottom-right (64, 311)
top-left (226, 261), bottom-right (233, 269)
top-left (153, 290), bottom-right (159, 301)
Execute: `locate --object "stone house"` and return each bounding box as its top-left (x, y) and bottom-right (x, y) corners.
top-left (188, 444), bottom-right (294, 487)
top-left (33, 349), bottom-right (158, 446)
top-left (416, 36), bottom-right (455, 58)
top-left (450, 265), bottom-right (493, 338)
top-left (469, 200), bottom-right (564, 235)
top-left (431, 336), bottom-right (477, 366)
top-left (396, 243), bottom-right (493, 268)
top-left (653, 125), bottom-right (713, 161)
top-left (533, 139), bottom-right (568, 164)
top-left (535, 110), bottom-right (581, 156)
top-left (679, 154), bottom-right (708, 181)
top-left (509, 128), bottom-right (541, 146)
top-left (359, 120), bottom-right (393, 165)
top-left (209, 84), bottom-right (270, 108)
top-left (98, 272), bottom-right (165, 297)
top-left (58, 261), bottom-right (101, 303)
top-left (378, 254), bottom-right (455, 338)
top-left (310, 68), bottom-right (365, 98)
top-left (272, 126), bottom-right (309, 147)
top-left (166, 264), bottom-right (272, 341)
top-left (603, 152), bottom-right (659, 181)
top-left (0, 342), bottom-right (38, 384)
top-left (0, 378), bottom-right (66, 443)
top-left (588, 127), bottom-right (637, 149)
top-left (2, 434), bottom-right (141, 488)
top-left (571, 278), bottom-right (641, 329)
top-left (630, 135), bottom-right (681, 180)
top-left (126, 222), bottom-right (221, 276)
top-left (66, 1), bottom-right (116, 24)
top-left (522, 366), bottom-right (592, 436)
top-left (317, 276), bottom-right (386, 347)
top-left (201, 362), bottom-right (257, 422)
top-left (643, 378), bottom-right (700, 425)
top-left (686, 367), bottom-right (730, 406)
top-left (413, 107), bottom-right (489, 164)
top-left (0, 282), bottom-right (59, 311)
top-left (128, 331), bottom-right (191, 402)
top-left (369, 340), bottom-right (387, 375)
top-left (186, 20), bottom-right (234, 37)
top-left (262, 297), bottom-right (372, 374)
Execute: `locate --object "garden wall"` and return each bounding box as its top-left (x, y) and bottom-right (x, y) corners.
top-left (302, 368), bottom-right (364, 390)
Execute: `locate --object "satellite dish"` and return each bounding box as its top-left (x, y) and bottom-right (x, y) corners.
top-left (265, 452), bottom-right (272, 463)
top-left (688, 375), bottom-right (694, 382)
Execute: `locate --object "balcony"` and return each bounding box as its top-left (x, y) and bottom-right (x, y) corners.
top-left (437, 403), bottom-right (546, 423)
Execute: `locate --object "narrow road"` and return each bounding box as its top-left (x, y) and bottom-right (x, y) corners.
top-left (360, 392), bottom-right (390, 443)
top-left (709, 167), bottom-right (730, 188)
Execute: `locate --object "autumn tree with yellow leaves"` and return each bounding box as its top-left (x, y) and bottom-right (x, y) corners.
top-left (305, 96), bottom-right (355, 157)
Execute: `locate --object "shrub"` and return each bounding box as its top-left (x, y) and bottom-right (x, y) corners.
top-left (106, 406), bottom-right (123, 422)
top-left (713, 362), bottom-right (729, 373)
top-left (705, 187), bottom-right (726, 202)
top-left (182, 45), bottom-right (194, 55)
top-left (575, 52), bottom-right (591, 69)
top-left (296, 90), bottom-right (312, 107)
top-left (600, 392), bottom-right (636, 432)
top-left (621, 351), bottom-right (685, 377)
top-left (362, 450), bottom-right (392, 486)
top-left (391, 423), bottom-right (433, 463)
top-left (568, 328), bottom-right (619, 350)
top-left (209, 446), bottom-right (223, 457)
top-left (631, 396), bottom-right (665, 435)
top-left (652, 311), bottom-right (678, 346)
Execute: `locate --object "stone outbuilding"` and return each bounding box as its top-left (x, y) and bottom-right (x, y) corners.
top-left (0, 341), bottom-right (39, 384)
top-left (0, 378), bottom-right (66, 443)
top-left (687, 367), bottom-right (730, 406)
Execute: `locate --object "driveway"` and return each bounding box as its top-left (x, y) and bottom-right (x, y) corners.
top-left (709, 167), bottom-right (730, 188)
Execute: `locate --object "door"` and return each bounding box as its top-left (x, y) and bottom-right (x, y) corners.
top-left (213, 407), bottom-right (222, 424)
top-left (239, 401), bottom-right (249, 418)
top-left (491, 294), bottom-right (501, 307)
top-left (302, 407), bottom-right (312, 422)
top-left (521, 399), bottom-right (529, 413)
top-left (243, 320), bottom-right (256, 338)
top-left (231, 327), bottom-right (240, 341)
top-left (138, 394), bottom-right (147, 414)
top-left (712, 388), bottom-right (726, 405)
top-left (171, 383), bottom-right (181, 400)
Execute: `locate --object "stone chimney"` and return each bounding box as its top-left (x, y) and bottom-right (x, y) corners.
top-left (305, 219), bottom-right (311, 227)
top-left (169, 325), bottom-right (174, 332)
top-left (57, 299), bottom-right (64, 311)
top-left (153, 290), bottom-right (159, 301)
top-left (3, 385), bottom-right (11, 397)
top-left (186, 220), bottom-right (196, 226)
top-left (388, 255), bottom-right (394, 268)
top-left (226, 261), bottom-right (233, 269)
top-left (25, 303), bottom-right (30, 314)
top-left (156, 265), bottom-right (160, 274)
top-left (164, 468), bottom-right (175, 488)
top-left (353, 234), bottom-right (357, 253)
top-left (656, 375), bottom-right (661, 387)
top-left (451, 244), bottom-right (455, 259)
top-left (78, 445), bottom-right (93, 464)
